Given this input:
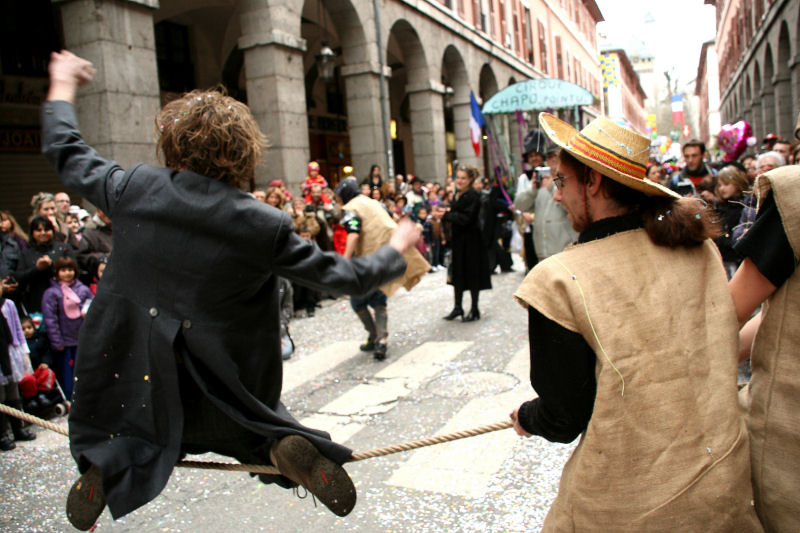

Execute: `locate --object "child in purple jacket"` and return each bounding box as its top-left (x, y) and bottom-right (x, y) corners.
top-left (41, 256), bottom-right (92, 399)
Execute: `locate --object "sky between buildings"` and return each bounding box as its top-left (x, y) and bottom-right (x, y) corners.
top-left (594, 0), bottom-right (717, 86)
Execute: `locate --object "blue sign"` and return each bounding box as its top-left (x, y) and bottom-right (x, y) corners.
top-left (482, 78), bottom-right (595, 114)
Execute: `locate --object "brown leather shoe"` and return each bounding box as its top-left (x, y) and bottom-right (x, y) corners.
top-left (270, 435), bottom-right (356, 516)
top-left (66, 464), bottom-right (106, 531)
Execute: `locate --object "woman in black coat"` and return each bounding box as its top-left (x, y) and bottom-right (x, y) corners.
top-left (439, 165), bottom-right (491, 321)
top-left (14, 216), bottom-right (76, 314)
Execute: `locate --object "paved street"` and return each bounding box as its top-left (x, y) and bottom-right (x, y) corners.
top-left (2, 257), bottom-right (575, 532)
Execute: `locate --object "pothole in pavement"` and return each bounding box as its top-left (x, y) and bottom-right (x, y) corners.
top-left (427, 371), bottom-right (519, 398)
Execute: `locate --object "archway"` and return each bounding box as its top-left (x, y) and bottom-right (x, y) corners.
top-left (762, 44), bottom-right (776, 137)
top-left (387, 19), bottom-right (445, 182)
top-left (752, 60), bottom-right (763, 139)
top-left (774, 22), bottom-right (794, 137)
top-left (442, 45), bottom-right (472, 174)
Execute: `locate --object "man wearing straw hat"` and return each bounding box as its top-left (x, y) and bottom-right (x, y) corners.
top-left (508, 113), bottom-right (762, 531)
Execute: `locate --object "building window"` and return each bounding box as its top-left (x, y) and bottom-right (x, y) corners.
top-left (555, 35), bottom-right (564, 79)
top-left (538, 19), bottom-right (549, 74)
top-left (489, 0), bottom-right (496, 39)
top-left (155, 21), bottom-right (195, 93)
top-left (524, 8), bottom-right (534, 64)
top-left (0, 0), bottom-right (61, 77)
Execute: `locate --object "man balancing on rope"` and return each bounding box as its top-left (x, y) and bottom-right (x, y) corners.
top-left (508, 114), bottom-right (763, 530)
top-left (42, 50), bottom-right (420, 530)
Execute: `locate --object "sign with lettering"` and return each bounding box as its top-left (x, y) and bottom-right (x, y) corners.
top-left (0, 128), bottom-right (41, 153)
top-left (481, 78), bottom-right (595, 114)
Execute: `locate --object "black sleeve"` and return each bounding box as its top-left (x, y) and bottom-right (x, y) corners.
top-left (517, 306), bottom-right (597, 443)
top-left (340, 211), bottom-right (362, 234)
top-left (733, 190), bottom-right (796, 288)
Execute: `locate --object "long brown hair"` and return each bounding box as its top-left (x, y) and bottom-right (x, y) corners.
top-left (0, 210), bottom-right (28, 242)
top-left (560, 151), bottom-right (720, 247)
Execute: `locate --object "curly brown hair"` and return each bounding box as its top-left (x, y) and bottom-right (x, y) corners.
top-left (155, 89), bottom-right (268, 187)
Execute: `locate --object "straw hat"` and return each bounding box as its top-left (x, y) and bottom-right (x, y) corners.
top-left (538, 113), bottom-right (679, 198)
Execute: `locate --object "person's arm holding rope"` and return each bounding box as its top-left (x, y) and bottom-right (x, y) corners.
top-left (510, 307), bottom-right (596, 442)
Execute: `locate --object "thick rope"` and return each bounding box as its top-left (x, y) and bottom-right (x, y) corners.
top-left (0, 403), bottom-right (513, 475)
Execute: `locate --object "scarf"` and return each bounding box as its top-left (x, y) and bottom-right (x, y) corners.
top-left (59, 281), bottom-right (82, 319)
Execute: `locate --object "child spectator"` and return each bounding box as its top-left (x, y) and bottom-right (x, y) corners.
top-left (0, 210), bottom-right (29, 252)
top-left (18, 315), bottom-right (58, 413)
top-left (89, 257), bottom-right (107, 295)
top-left (0, 282), bottom-right (37, 450)
top-left (713, 165), bottom-right (749, 279)
top-left (302, 162), bottom-right (328, 194)
top-left (264, 187), bottom-right (286, 211)
top-left (41, 256), bottom-right (93, 399)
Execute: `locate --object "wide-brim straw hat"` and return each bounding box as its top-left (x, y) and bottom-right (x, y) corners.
top-left (538, 113), bottom-right (679, 198)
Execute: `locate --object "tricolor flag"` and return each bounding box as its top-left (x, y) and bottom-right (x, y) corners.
top-left (671, 94), bottom-right (684, 126)
top-left (470, 91), bottom-right (485, 156)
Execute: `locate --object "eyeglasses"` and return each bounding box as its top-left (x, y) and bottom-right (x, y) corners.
top-left (553, 174), bottom-right (570, 190)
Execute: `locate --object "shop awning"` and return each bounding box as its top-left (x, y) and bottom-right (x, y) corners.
top-left (482, 78), bottom-right (595, 115)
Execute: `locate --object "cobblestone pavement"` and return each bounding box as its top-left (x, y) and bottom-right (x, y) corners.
top-left (2, 256), bottom-right (576, 532)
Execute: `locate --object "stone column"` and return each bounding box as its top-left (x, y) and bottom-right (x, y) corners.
top-left (761, 87), bottom-right (776, 137)
top-left (791, 56), bottom-right (800, 128)
top-left (751, 98), bottom-right (763, 140)
top-left (341, 63), bottom-right (392, 180)
top-left (55, 0), bottom-right (160, 168)
top-left (452, 98), bottom-right (480, 170)
top-left (239, 0), bottom-right (308, 191)
top-left (773, 74), bottom-right (794, 139)
top-left (407, 81), bottom-right (447, 181)
top-left (743, 105), bottom-right (752, 133)
top-left (508, 112), bottom-right (523, 181)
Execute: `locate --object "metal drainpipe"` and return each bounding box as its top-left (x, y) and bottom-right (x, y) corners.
top-left (372, 0), bottom-right (394, 179)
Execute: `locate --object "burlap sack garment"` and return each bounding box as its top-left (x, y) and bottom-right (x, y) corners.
top-left (742, 167), bottom-right (800, 533)
top-left (342, 195), bottom-right (430, 297)
top-left (515, 229), bottom-right (762, 532)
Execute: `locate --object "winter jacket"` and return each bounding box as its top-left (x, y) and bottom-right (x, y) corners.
top-left (41, 278), bottom-right (93, 348)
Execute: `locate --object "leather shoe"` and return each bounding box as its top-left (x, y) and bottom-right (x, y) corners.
top-left (66, 464), bottom-right (106, 531)
top-left (374, 342), bottom-right (387, 361)
top-left (463, 308), bottom-right (481, 322)
top-left (270, 435), bottom-right (356, 517)
top-left (443, 307), bottom-right (464, 320)
top-left (0, 435), bottom-right (15, 451)
top-left (12, 427), bottom-right (36, 442)
top-left (360, 339), bottom-right (375, 352)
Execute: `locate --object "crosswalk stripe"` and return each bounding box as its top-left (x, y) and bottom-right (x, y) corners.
top-left (282, 340), bottom-right (361, 393)
top-left (386, 346), bottom-right (536, 498)
top-left (299, 341), bottom-right (472, 443)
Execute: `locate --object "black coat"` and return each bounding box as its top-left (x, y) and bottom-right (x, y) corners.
top-left (42, 101), bottom-right (406, 518)
top-left (443, 188), bottom-right (491, 291)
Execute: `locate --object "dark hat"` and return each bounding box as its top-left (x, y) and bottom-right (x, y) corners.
top-left (523, 128), bottom-right (551, 157)
top-left (763, 133), bottom-right (780, 142)
top-left (334, 178), bottom-right (360, 204)
top-left (409, 176), bottom-right (423, 184)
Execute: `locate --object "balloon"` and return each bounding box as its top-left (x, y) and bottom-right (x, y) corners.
top-left (717, 121), bottom-right (756, 162)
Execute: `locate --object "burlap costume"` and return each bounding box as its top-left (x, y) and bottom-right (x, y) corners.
top-left (515, 229), bottom-right (762, 532)
top-left (342, 195), bottom-right (429, 296)
top-left (742, 167), bottom-right (800, 532)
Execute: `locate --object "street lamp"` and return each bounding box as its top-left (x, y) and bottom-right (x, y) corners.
top-left (316, 43), bottom-right (336, 83)
top-left (315, 0), bottom-right (336, 83)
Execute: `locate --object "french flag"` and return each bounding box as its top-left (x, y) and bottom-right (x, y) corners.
top-left (671, 94), bottom-right (684, 126)
top-left (470, 91), bottom-right (485, 156)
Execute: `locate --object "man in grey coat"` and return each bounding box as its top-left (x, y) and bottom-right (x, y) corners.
top-left (43, 51), bottom-right (419, 529)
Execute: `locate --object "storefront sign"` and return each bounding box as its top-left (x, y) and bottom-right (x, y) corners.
top-left (0, 128), bottom-right (41, 152)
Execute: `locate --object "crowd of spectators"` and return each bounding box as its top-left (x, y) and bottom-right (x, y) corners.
top-left (0, 190), bottom-right (111, 450)
top-left (646, 134), bottom-right (800, 280)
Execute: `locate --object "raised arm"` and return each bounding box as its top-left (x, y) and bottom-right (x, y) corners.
top-left (41, 51), bottom-right (128, 216)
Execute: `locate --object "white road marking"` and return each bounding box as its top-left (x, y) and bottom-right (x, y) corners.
top-left (282, 340), bottom-right (361, 393)
top-left (300, 341), bottom-right (472, 442)
top-left (387, 346), bottom-right (537, 498)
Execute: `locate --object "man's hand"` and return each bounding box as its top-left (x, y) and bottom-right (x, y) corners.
top-left (510, 407), bottom-right (532, 437)
top-left (47, 50), bottom-right (96, 103)
top-left (389, 217), bottom-right (421, 255)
